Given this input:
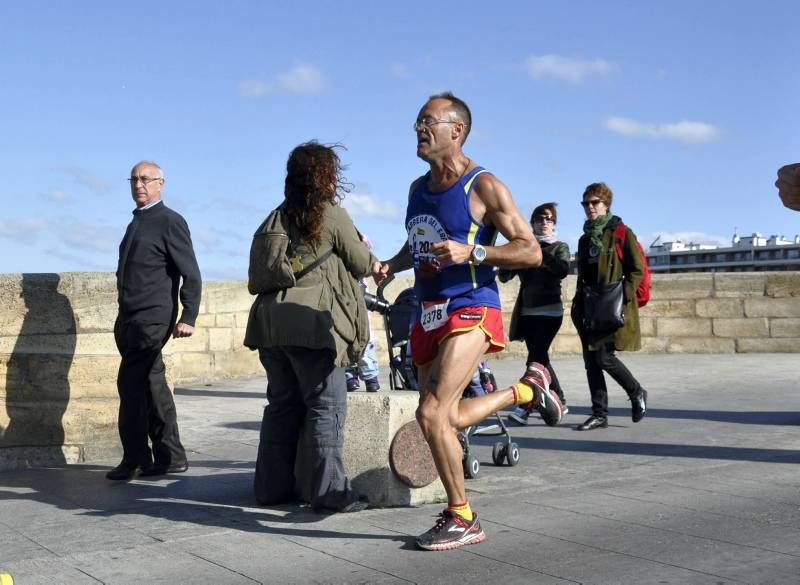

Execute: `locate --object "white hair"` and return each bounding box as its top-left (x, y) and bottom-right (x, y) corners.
top-left (131, 160), bottom-right (164, 179)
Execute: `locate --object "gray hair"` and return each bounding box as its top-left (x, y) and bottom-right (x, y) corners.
top-left (130, 160), bottom-right (164, 179)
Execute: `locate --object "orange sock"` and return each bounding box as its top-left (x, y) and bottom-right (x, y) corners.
top-left (511, 382), bottom-right (534, 405)
top-left (448, 501), bottom-right (473, 521)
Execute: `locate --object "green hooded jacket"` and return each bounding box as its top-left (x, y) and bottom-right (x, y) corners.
top-left (244, 203), bottom-right (377, 366)
top-left (571, 215), bottom-right (644, 351)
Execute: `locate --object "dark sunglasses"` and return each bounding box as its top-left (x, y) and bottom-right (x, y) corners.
top-left (580, 199), bottom-right (605, 208)
top-left (534, 215), bottom-right (555, 223)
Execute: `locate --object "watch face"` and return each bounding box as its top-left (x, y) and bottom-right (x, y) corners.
top-left (473, 245), bottom-right (486, 262)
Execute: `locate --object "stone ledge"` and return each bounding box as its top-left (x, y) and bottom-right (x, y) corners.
top-left (296, 391), bottom-right (445, 507)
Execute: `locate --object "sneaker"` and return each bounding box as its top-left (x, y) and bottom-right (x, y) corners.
top-left (346, 377), bottom-right (360, 392)
top-left (507, 406), bottom-right (531, 426)
top-left (415, 509), bottom-right (486, 551)
top-left (520, 362), bottom-right (564, 427)
top-left (364, 376), bottom-right (380, 392)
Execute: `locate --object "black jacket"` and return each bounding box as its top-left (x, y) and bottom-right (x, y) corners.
top-left (117, 201), bottom-right (202, 326)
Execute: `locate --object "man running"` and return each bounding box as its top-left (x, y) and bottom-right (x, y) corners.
top-left (373, 92), bottom-right (565, 550)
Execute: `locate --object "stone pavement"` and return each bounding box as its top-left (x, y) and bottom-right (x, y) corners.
top-left (1, 353), bottom-right (799, 585)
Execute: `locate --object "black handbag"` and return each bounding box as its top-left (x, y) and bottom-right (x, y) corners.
top-left (582, 280), bottom-right (625, 334)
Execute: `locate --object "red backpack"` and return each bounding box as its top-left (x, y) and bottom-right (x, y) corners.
top-left (613, 223), bottom-right (651, 308)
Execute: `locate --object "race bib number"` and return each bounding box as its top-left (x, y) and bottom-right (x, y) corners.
top-left (420, 300), bottom-right (450, 332)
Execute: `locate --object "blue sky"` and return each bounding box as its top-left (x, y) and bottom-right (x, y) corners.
top-left (1, 1), bottom-right (797, 279)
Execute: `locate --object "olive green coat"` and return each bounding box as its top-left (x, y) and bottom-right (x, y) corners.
top-left (571, 217), bottom-right (644, 351)
top-left (244, 203), bottom-right (377, 367)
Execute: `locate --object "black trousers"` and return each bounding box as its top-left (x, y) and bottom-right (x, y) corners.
top-left (581, 338), bottom-right (642, 418)
top-left (518, 314), bottom-right (565, 402)
top-left (255, 346), bottom-right (357, 511)
top-left (114, 319), bottom-right (186, 467)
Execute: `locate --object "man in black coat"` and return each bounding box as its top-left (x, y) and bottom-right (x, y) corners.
top-left (106, 161), bottom-right (202, 481)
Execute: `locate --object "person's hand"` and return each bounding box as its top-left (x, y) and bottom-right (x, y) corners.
top-left (372, 260), bottom-right (391, 284)
top-left (173, 322), bottom-right (195, 338)
top-left (432, 240), bottom-right (472, 266)
top-left (776, 163), bottom-right (800, 211)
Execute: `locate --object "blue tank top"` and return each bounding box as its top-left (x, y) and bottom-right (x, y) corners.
top-left (405, 166), bottom-right (500, 312)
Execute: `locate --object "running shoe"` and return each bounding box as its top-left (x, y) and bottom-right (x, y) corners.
top-left (507, 406), bottom-right (531, 426)
top-left (520, 362), bottom-right (564, 427)
top-left (415, 509), bottom-right (486, 551)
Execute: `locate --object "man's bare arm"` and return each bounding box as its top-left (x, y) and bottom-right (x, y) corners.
top-left (431, 174), bottom-right (540, 269)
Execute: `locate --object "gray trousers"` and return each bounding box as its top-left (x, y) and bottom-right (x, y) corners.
top-left (254, 346), bottom-right (356, 511)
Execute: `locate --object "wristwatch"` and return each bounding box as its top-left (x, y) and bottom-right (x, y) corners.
top-left (470, 244), bottom-right (487, 265)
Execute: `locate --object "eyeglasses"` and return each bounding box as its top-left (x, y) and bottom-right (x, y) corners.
top-left (413, 115), bottom-right (458, 130)
top-left (534, 215), bottom-right (555, 223)
top-left (580, 199), bottom-right (604, 208)
top-left (128, 176), bottom-right (163, 186)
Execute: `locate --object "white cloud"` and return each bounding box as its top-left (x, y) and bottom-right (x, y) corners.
top-left (524, 54), bottom-right (618, 84)
top-left (239, 63), bottom-right (327, 98)
top-left (54, 218), bottom-right (119, 253)
top-left (58, 166), bottom-right (112, 194)
top-left (391, 63), bottom-right (410, 79)
top-left (0, 219), bottom-right (48, 243)
top-left (605, 116), bottom-right (720, 144)
top-left (45, 189), bottom-right (71, 202)
top-left (342, 190), bottom-right (400, 221)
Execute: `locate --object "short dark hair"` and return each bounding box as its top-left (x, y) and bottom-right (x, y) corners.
top-left (531, 202), bottom-right (558, 225)
top-left (428, 91), bottom-right (472, 144)
top-left (583, 182), bottom-right (613, 208)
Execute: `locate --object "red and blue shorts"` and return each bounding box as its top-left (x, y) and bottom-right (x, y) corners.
top-left (409, 306), bottom-right (505, 367)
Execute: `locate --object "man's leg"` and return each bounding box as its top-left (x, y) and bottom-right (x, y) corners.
top-left (142, 324), bottom-right (187, 469)
top-left (109, 320), bottom-right (155, 479)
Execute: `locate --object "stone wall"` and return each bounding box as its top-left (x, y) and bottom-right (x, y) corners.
top-left (1, 271), bottom-right (797, 469)
top-left (367, 272), bottom-right (800, 361)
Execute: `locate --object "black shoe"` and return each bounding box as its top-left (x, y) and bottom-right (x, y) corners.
top-left (313, 494), bottom-right (369, 514)
top-left (577, 415), bottom-right (608, 431)
top-left (139, 461), bottom-right (189, 477)
top-left (631, 389), bottom-right (648, 423)
top-left (105, 461), bottom-right (138, 481)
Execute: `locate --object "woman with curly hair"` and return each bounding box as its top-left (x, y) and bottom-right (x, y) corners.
top-left (245, 141), bottom-right (377, 512)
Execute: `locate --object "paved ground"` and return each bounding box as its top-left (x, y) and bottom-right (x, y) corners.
top-left (1, 353), bottom-right (799, 585)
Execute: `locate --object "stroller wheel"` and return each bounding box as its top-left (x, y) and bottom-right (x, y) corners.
top-left (506, 442), bottom-right (520, 467)
top-left (492, 441), bottom-right (507, 466)
top-left (464, 454), bottom-right (480, 479)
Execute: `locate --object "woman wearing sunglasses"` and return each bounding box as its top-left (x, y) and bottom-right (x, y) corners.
top-left (571, 182), bottom-right (648, 431)
top-left (500, 202), bottom-right (570, 425)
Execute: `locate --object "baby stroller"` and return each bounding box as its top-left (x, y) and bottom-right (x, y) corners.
top-left (372, 276), bottom-right (520, 479)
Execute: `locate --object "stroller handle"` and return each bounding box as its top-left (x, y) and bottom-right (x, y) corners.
top-left (376, 274), bottom-right (395, 303)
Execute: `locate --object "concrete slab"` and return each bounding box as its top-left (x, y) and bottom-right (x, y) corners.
top-left (0, 353), bottom-right (799, 585)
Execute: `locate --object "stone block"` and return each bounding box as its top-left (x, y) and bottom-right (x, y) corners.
top-left (234, 310), bottom-right (252, 329)
top-left (502, 340), bottom-right (528, 360)
top-left (171, 327), bottom-right (208, 352)
top-left (770, 318), bottom-right (800, 338)
top-left (667, 337), bottom-right (735, 353)
top-left (640, 337), bottom-right (669, 353)
top-left (737, 337), bottom-right (800, 353)
top-left (176, 352), bottom-right (213, 380)
top-left (562, 275), bottom-right (578, 304)
top-left (72, 294), bottom-right (117, 332)
top-left (233, 327), bottom-right (249, 347)
top-left (639, 316), bottom-right (656, 337)
top-left (650, 273), bottom-right (713, 300)
top-left (657, 318), bottom-right (712, 337)
top-left (75, 332), bottom-right (118, 355)
top-left (205, 283), bottom-right (255, 314)
top-left (765, 272), bottom-right (800, 298)
top-left (744, 297), bottom-right (800, 318)
top-left (551, 334), bottom-right (582, 355)
top-left (212, 350), bottom-right (262, 378)
top-left (215, 313), bottom-right (235, 328)
top-left (641, 300), bottom-right (695, 318)
top-left (712, 318), bottom-right (769, 338)
top-left (194, 313), bottom-right (216, 328)
top-left (695, 298), bottom-right (743, 318)
top-left (714, 273), bottom-right (766, 298)
top-left (296, 392), bottom-right (445, 507)
top-left (208, 328), bottom-right (233, 351)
